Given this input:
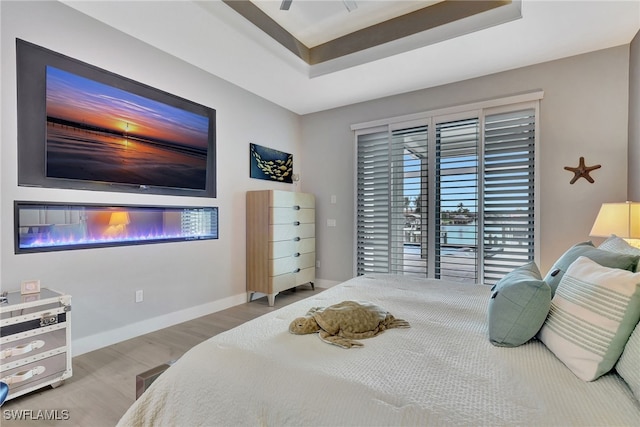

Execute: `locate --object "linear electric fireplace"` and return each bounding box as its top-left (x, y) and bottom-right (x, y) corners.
top-left (15, 202), bottom-right (218, 254)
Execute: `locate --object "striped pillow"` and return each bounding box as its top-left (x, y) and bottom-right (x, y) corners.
top-left (598, 234), bottom-right (640, 271)
top-left (616, 322), bottom-right (640, 401)
top-left (543, 241), bottom-right (639, 296)
top-left (537, 256), bottom-right (640, 381)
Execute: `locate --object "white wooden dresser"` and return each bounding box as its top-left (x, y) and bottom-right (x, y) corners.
top-left (246, 190), bottom-right (315, 306)
top-left (0, 288), bottom-right (72, 401)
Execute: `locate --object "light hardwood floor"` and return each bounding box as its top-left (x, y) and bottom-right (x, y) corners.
top-left (2, 286), bottom-right (322, 427)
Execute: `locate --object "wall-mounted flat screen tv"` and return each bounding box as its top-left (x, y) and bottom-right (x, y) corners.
top-left (17, 39), bottom-right (216, 197)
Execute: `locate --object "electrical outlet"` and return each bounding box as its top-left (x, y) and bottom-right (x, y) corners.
top-left (135, 290), bottom-right (144, 303)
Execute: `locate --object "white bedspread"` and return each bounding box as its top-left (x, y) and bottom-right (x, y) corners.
top-left (118, 274), bottom-right (640, 426)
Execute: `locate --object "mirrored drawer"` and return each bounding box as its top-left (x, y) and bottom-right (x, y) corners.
top-left (1, 327), bottom-right (66, 364)
top-left (1, 352), bottom-right (67, 397)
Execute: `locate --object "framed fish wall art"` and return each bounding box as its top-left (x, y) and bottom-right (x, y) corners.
top-left (249, 143), bottom-right (293, 183)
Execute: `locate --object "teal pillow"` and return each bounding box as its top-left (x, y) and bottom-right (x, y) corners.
top-left (488, 262), bottom-right (551, 347)
top-left (616, 321), bottom-right (640, 402)
top-left (544, 242), bottom-right (639, 296)
top-left (598, 235), bottom-right (640, 272)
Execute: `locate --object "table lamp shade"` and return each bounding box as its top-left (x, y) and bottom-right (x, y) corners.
top-left (590, 202), bottom-right (640, 238)
top-left (109, 211), bottom-right (130, 226)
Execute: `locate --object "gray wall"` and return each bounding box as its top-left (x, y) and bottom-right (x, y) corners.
top-left (0, 1), bottom-right (303, 354)
top-left (302, 46), bottom-right (631, 283)
top-left (630, 31), bottom-right (640, 201)
top-left (1, 0), bottom-right (635, 354)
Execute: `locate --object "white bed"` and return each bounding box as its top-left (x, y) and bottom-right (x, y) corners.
top-left (118, 274), bottom-right (640, 426)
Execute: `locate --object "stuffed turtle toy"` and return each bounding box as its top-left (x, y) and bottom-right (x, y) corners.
top-left (288, 300), bottom-right (410, 348)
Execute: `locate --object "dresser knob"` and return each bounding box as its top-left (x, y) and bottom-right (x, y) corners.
top-left (293, 237), bottom-right (301, 241)
top-left (293, 252), bottom-right (300, 257)
top-left (293, 268), bottom-right (301, 273)
top-left (293, 221), bottom-right (300, 226)
top-left (293, 205), bottom-right (301, 210)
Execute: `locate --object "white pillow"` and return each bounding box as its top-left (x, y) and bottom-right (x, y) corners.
top-left (537, 256), bottom-right (640, 381)
top-left (599, 235), bottom-right (640, 271)
top-left (616, 321), bottom-right (640, 402)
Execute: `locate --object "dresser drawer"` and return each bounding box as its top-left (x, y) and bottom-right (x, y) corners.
top-left (270, 238), bottom-right (315, 258)
top-left (269, 252), bottom-right (315, 276)
top-left (0, 352), bottom-right (68, 398)
top-left (271, 191), bottom-right (315, 209)
top-left (270, 223), bottom-right (315, 241)
top-left (1, 326), bottom-right (66, 364)
top-left (270, 207), bottom-right (314, 224)
top-left (295, 266), bottom-right (315, 286)
top-left (271, 266), bottom-right (315, 293)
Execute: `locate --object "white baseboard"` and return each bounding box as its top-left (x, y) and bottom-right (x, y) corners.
top-left (72, 279), bottom-right (343, 356)
top-left (72, 293), bottom-right (247, 356)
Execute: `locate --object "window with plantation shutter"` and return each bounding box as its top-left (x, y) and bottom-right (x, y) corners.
top-left (356, 130), bottom-right (391, 274)
top-left (354, 94), bottom-right (540, 284)
top-left (435, 117), bottom-right (479, 282)
top-left (391, 126), bottom-right (428, 276)
top-left (482, 109), bottom-right (536, 284)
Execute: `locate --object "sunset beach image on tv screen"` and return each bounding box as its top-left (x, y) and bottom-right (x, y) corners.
top-left (45, 66), bottom-right (210, 190)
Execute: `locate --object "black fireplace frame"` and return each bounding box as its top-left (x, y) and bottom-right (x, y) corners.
top-left (14, 201), bottom-right (218, 254)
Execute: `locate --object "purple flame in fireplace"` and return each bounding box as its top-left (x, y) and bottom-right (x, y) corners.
top-left (20, 230), bottom-right (211, 249)
top-left (16, 204), bottom-right (218, 253)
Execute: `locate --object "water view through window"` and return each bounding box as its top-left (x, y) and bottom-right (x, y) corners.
top-left (357, 106), bottom-right (537, 285)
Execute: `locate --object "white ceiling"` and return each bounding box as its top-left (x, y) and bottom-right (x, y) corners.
top-left (62, 0), bottom-right (640, 115)
top-left (250, 0), bottom-right (438, 47)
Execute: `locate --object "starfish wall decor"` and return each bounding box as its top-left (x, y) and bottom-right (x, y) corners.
top-left (564, 157), bottom-right (601, 184)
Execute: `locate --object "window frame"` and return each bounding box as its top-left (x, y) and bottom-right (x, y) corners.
top-left (352, 92), bottom-right (542, 282)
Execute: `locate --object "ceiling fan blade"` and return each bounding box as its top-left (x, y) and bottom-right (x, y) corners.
top-left (280, 0), bottom-right (292, 11)
top-left (280, 0), bottom-right (355, 12)
top-left (343, 1), bottom-right (357, 12)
